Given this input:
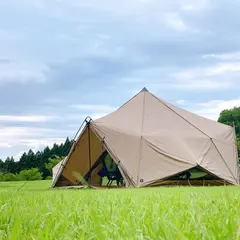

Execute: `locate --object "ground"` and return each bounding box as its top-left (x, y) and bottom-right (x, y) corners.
top-left (0, 180), bottom-right (240, 239)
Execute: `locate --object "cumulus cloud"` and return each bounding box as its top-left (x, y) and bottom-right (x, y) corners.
top-left (0, 143), bottom-right (13, 148)
top-left (0, 115), bottom-right (56, 123)
top-left (13, 138), bottom-right (66, 160)
top-left (176, 100), bottom-right (186, 105)
top-left (171, 62), bottom-right (240, 91)
top-left (70, 104), bottom-right (116, 112)
top-left (163, 12), bottom-right (189, 32)
top-left (202, 52), bottom-right (240, 61)
top-left (193, 99), bottom-right (240, 120)
top-left (0, 126), bottom-right (69, 160)
top-left (0, 61), bottom-right (49, 85)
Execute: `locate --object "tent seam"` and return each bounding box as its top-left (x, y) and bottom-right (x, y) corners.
top-left (136, 91), bottom-right (146, 185)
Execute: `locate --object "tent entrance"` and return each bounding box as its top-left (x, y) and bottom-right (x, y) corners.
top-left (167, 167), bottom-right (223, 181)
top-left (84, 150), bottom-right (125, 187)
top-left (146, 166), bottom-right (230, 187)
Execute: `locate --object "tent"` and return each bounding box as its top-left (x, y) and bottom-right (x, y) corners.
top-left (52, 88), bottom-right (240, 188)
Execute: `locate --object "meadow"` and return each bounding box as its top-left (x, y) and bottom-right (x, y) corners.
top-left (0, 180), bottom-right (240, 240)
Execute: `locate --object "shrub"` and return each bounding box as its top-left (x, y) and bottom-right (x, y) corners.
top-left (18, 168), bottom-right (42, 181)
top-left (0, 171), bottom-right (19, 181)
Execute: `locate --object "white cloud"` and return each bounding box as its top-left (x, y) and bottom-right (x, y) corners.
top-left (193, 99), bottom-right (240, 120)
top-left (181, 0), bottom-right (209, 12)
top-left (0, 126), bottom-right (69, 160)
top-left (0, 115), bottom-right (56, 123)
top-left (67, 113), bottom-right (110, 120)
top-left (176, 100), bottom-right (185, 105)
top-left (91, 113), bottom-right (111, 120)
top-left (0, 61), bottom-right (49, 85)
top-left (163, 12), bottom-right (188, 32)
top-left (1, 127), bottom-right (35, 139)
top-left (13, 138), bottom-right (66, 160)
top-left (202, 52), bottom-right (240, 61)
top-left (172, 79), bottom-right (230, 91)
top-left (172, 62), bottom-right (240, 91)
top-left (70, 104), bottom-right (116, 112)
top-left (20, 138), bottom-right (65, 148)
top-left (208, 62), bottom-right (240, 75)
top-left (0, 127), bottom-right (68, 146)
top-left (0, 143), bottom-right (13, 148)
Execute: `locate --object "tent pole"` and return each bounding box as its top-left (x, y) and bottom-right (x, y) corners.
top-left (87, 121), bottom-right (92, 185)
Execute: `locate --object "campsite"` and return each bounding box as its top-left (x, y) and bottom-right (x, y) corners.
top-left (1, 1), bottom-right (240, 239)
top-left (1, 88), bottom-right (240, 239)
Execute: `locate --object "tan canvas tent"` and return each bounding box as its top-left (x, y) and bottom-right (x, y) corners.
top-left (52, 88), bottom-right (240, 188)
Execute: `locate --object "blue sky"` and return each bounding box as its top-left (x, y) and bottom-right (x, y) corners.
top-left (1, 0), bottom-right (240, 160)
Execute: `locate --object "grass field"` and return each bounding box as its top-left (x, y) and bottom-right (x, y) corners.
top-left (0, 180), bottom-right (240, 239)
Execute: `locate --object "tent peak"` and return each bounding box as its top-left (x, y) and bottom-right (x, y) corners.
top-left (140, 87), bottom-right (149, 92)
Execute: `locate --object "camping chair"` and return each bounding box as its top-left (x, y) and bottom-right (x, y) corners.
top-left (106, 168), bottom-right (124, 186)
top-left (84, 150), bottom-right (124, 187)
top-left (98, 164), bottom-right (124, 186)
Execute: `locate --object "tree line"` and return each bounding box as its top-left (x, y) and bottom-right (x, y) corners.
top-left (0, 138), bottom-right (73, 181)
top-left (0, 106), bottom-right (240, 182)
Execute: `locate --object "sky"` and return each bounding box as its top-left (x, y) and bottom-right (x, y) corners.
top-left (1, 0), bottom-right (240, 160)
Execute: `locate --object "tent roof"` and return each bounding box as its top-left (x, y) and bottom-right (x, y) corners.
top-left (92, 88), bottom-right (239, 185)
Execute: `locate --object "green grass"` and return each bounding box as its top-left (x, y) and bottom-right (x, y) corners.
top-left (0, 180), bottom-right (240, 239)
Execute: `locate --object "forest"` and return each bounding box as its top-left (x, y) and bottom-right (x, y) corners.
top-left (0, 106), bottom-right (240, 181)
top-left (0, 138), bottom-right (73, 181)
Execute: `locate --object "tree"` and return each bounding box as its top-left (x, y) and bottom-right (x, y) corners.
top-left (0, 159), bottom-right (5, 172)
top-left (218, 107), bottom-right (240, 162)
top-left (218, 107), bottom-right (240, 138)
top-left (62, 137), bottom-right (72, 156)
top-left (45, 155), bottom-right (64, 175)
top-left (19, 152), bottom-right (28, 171)
top-left (4, 157), bottom-right (17, 173)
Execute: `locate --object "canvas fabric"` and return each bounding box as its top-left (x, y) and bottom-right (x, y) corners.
top-left (52, 88), bottom-right (239, 187)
